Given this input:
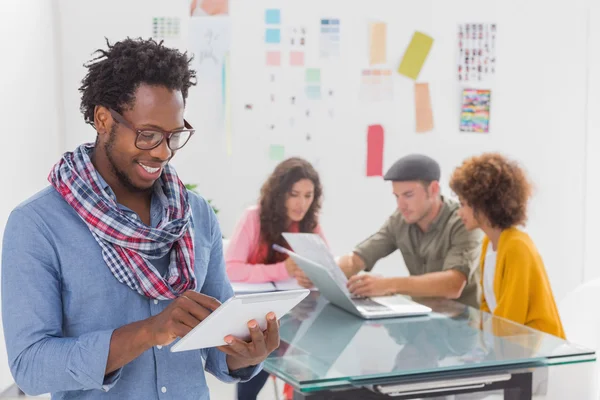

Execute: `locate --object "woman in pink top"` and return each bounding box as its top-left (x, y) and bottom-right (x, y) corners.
top-left (226, 157), bottom-right (327, 287)
top-left (227, 157), bottom-right (327, 400)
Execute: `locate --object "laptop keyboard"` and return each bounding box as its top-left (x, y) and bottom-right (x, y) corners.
top-left (351, 297), bottom-right (389, 312)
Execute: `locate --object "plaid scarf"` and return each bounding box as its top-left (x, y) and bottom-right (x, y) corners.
top-left (48, 143), bottom-right (196, 300)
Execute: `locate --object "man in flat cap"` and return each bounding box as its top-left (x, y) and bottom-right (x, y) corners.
top-left (338, 154), bottom-right (482, 308)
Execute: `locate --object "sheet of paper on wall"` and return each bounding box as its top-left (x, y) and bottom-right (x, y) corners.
top-left (290, 51), bottom-right (305, 66)
top-left (359, 69), bottom-right (393, 102)
top-left (459, 89), bottom-right (491, 133)
top-left (369, 21), bottom-right (387, 65)
top-left (189, 17), bottom-right (231, 81)
top-left (289, 26), bottom-right (307, 48)
top-left (366, 125), bottom-right (384, 177)
top-left (305, 68), bottom-right (321, 83)
top-left (305, 86), bottom-right (322, 100)
top-left (190, 0), bottom-right (229, 16)
top-left (415, 83), bottom-right (434, 133)
top-left (266, 51), bottom-right (281, 66)
top-left (320, 18), bottom-right (340, 59)
top-left (152, 17), bottom-right (181, 39)
top-left (305, 68), bottom-right (322, 101)
top-left (269, 144), bottom-right (285, 161)
top-left (397, 31), bottom-right (434, 80)
top-left (265, 28), bottom-right (281, 44)
top-left (457, 23), bottom-right (497, 83)
top-left (265, 9), bottom-right (281, 24)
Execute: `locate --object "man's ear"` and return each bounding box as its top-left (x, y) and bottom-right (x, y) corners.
top-left (429, 181), bottom-right (441, 197)
top-left (94, 105), bottom-right (112, 138)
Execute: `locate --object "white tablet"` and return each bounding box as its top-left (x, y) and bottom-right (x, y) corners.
top-left (170, 289), bottom-right (310, 352)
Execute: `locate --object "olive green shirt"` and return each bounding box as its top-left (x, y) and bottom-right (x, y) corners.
top-left (354, 197), bottom-right (482, 308)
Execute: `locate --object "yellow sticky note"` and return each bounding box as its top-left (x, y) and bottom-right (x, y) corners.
top-left (369, 22), bottom-right (387, 65)
top-left (398, 32), bottom-right (434, 80)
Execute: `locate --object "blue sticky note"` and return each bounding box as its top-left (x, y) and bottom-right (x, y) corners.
top-left (265, 29), bottom-right (281, 44)
top-left (265, 9), bottom-right (281, 24)
top-left (305, 86), bottom-right (322, 100)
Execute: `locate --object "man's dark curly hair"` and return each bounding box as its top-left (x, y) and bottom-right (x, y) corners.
top-left (79, 37), bottom-right (196, 124)
top-left (259, 158), bottom-right (323, 263)
top-left (449, 153), bottom-right (533, 229)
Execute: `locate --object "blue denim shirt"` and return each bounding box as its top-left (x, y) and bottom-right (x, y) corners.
top-left (1, 177), bottom-right (260, 399)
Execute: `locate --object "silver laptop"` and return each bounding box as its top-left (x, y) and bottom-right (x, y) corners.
top-left (279, 233), bottom-right (431, 319)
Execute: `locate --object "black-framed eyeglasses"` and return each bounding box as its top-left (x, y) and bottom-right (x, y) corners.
top-left (109, 109), bottom-right (195, 151)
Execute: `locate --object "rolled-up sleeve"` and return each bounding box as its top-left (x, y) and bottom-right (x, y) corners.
top-left (442, 221), bottom-right (482, 283)
top-left (200, 202), bottom-right (263, 383)
top-left (1, 208), bottom-right (122, 395)
top-left (353, 216), bottom-right (397, 272)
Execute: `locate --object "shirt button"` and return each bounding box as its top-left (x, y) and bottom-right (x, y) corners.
top-left (161, 386), bottom-right (167, 393)
top-left (157, 345), bottom-right (163, 349)
top-left (154, 300), bottom-right (159, 305)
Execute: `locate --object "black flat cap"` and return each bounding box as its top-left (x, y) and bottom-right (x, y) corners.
top-left (384, 154), bottom-right (441, 182)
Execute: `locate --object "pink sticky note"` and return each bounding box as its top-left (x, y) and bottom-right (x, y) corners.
top-left (367, 125), bottom-right (384, 177)
top-left (290, 51), bottom-right (305, 66)
top-left (266, 51), bottom-right (281, 66)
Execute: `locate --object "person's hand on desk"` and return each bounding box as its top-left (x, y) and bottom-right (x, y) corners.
top-left (218, 312), bottom-right (281, 371)
top-left (347, 274), bottom-right (396, 297)
top-left (285, 257), bottom-right (313, 288)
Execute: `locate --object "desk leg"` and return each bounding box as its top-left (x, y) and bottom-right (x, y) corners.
top-left (293, 388), bottom-right (388, 399)
top-left (504, 372), bottom-right (533, 400)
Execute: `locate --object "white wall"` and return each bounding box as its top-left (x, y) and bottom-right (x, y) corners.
top-left (0, 0), bottom-right (63, 391)
top-left (58, 0), bottom-right (191, 150)
top-left (218, 0), bottom-right (589, 301)
top-left (55, 0), bottom-right (591, 302)
top-left (585, 0), bottom-right (600, 282)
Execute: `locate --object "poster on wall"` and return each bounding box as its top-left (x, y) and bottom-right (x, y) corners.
top-left (320, 18), bottom-right (340, 59)
top-left (190, 0), bottom-right (228, 16)
top-left (457, 23), bottom-right (496, 83)
top-left (359, 68), bottom-right (393, 102)
top-left (188, 0), bottom-right (231, 79)
top-left (459, 89), bottom-right (491, 133)
top-left (152, 17), bottom-right (181, 39)
top-left (188, 17), bottom-right (231, 81)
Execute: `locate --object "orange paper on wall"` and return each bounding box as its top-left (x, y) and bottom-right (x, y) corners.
top-left (369, 22), bottom-right (387, 65)
top-left (415, 83), bottom-right (433, 133)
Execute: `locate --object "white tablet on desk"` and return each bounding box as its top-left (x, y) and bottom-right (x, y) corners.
top-left (171, 289), bottom-right (310, 352)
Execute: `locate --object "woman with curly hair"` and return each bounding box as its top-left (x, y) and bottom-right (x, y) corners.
top-left (226, 157), bottom-right (327, 400)
top-left (449, 153), bottom-right (564, 338)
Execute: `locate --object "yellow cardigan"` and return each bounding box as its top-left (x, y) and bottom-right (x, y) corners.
top-left (480, 228), bottom-right (565, 339)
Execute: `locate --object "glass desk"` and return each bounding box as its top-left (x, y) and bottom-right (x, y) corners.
top-left (264, 293), bottom-right (596, 399)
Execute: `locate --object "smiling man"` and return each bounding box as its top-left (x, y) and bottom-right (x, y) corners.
top-left (1, 38), bottom-right (278, 400)
top-left (338, 154), bottom-right (482, 308)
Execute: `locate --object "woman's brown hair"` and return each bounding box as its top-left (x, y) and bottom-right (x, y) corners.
top-left (259, 157), bottom-right (323, 263)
